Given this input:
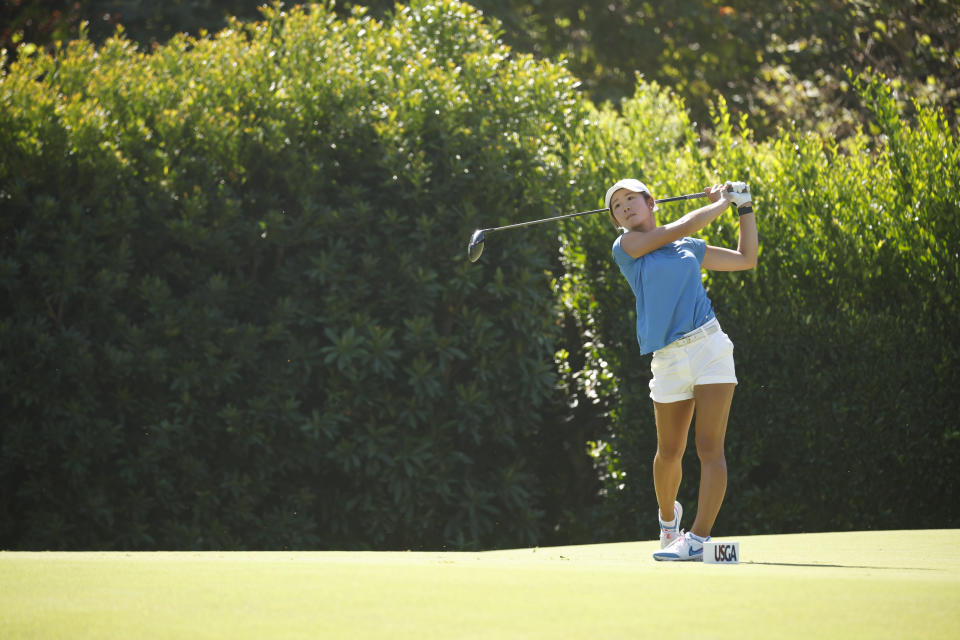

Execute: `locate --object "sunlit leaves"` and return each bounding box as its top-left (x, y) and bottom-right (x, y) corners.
top-left (0, 0), bottom-right (584, 551)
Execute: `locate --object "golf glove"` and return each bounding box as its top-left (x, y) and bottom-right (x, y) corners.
top-left (722, 181), bottom-right (752, 207)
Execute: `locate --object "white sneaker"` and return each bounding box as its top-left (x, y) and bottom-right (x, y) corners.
top-left (659, 501), bottom-right (683, 549)
top-left (653, 531), bottom-right (708, 562)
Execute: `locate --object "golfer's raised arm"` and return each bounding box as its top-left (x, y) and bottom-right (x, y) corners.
top-left (618, 185), bottom-right (729, 259)
top-left (702, 189), bottom-right (758, 271)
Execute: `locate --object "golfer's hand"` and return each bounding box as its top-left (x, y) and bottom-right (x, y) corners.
top-left (722, 181), bottom-right (752, 208)
top-left (705, 184), bottom-right (727, 203)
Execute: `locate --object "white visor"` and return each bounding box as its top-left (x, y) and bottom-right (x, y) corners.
top-left (604, 178), bottom-right (657, 211)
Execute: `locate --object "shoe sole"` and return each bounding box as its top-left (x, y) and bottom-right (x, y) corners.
top-left (653, 552), bottom-right (703, 562)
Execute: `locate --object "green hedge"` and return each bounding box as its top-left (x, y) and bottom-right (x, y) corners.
top-left (0, 0), bottom-right (584, 550)
top-left (558, 77), bottom-right (960, 540)
top-left (3, 1), bottom-right (957, 551)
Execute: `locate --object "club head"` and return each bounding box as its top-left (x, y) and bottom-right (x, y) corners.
top-left (467, 229), bottom-right (485, 262)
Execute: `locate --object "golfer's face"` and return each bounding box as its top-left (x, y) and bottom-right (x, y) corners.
top-left (611, 190), bottom-right (653, 230)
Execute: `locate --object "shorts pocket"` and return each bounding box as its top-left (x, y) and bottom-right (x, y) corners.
top-left (713, 331), bottom-right (734, 356)
top-left (651, 348), bottom-right (682, 374)
top-left (694, 332), bottom-right (737, 385)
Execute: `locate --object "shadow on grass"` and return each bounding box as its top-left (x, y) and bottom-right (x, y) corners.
top-left (743, 561), bottom-right (940, 571)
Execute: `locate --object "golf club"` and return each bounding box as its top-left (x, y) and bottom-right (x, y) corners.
top-left (467, 191), bottom-right (710, 262)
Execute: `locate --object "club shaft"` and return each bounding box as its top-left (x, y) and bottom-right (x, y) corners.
top-left (486, 208), bottom-right (608, 233)
top-left (483, 192), bottom-right (709, 234)
top-left (654, 192), bottom-right (710, 204)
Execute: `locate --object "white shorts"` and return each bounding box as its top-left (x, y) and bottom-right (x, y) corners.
top-left (649, 318), bottom-right (738, 403)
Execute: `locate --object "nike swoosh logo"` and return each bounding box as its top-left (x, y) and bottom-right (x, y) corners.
top-left (689, 547), bottom-right (701, 557)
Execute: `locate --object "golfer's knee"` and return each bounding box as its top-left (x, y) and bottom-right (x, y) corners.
top-left (696, 441), bottom-right (726, 464)
top-left (656, 445), bottom-right (684, 464)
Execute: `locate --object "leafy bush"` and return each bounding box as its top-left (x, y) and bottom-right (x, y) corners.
top-left (559, 75), bottom-right (960, 539)
top-left (0, 0), bottom-right (584, 550)
top-left (7, 1), bottom-right (957, 140)
top-left (3, 0), bottom-right (956, 551)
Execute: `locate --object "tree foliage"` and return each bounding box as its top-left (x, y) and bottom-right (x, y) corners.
top-left (0, 0), bottom-right (583, 550)
top-left (2, 0), bottom-right (958, 550)
top-left (4, 0), bottom-right (958, 138)
top-left (485, 0), bottom-right (960, 138)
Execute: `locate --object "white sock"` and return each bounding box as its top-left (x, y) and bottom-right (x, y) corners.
top-left (688, 532), bottom-right (707, 543)
top-left (660, 517), bottom-right (677, 529)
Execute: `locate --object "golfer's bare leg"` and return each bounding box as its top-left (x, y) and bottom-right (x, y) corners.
top-left (690, 383), bottom-right (735, 538)
top-left (653, 399), bottom-right (695, 522)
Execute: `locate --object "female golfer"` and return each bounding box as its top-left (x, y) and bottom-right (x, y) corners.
top-left (606, 178), bottom-right (757, 561)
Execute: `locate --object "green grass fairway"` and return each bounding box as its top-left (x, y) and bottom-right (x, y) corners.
top-left (2, 530), bottom-right (958, 639)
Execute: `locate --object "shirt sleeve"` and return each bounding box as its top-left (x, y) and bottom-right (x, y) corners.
top-left (611, 234), bottom-right (634, 269)
top-left (686, 237), bottom-right (707, 264)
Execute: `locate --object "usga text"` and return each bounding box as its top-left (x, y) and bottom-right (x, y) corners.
top-left (713, 544), bottom-right (738, 562)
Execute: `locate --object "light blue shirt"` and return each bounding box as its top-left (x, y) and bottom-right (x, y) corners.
top-left (612, 235), bottom-right (716, 354)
